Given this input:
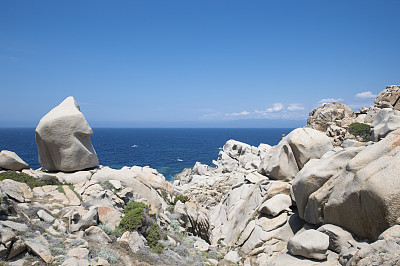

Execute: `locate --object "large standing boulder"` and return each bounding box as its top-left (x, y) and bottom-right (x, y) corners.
top-left (293, 129), bottom-right (400, 241)
top-left (258, 128), bottom-right (333, 181)
top-left (371, 108), bottom-right (400, 141)
top-left (374, 85), bottom-right (400, 110)
top-left (0, 150), bottom-right (29, 171)
top-left (292, 146), bottom-right (363, 223)
top-left (285, 128), bottom-right (333, 169)
top-left (258, 140), bottom-right (299, 181)
top-left (35, 97), bottom-right (99, 172)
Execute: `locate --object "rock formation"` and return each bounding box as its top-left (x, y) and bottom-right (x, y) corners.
top-left (35, 97), bottom-right (99, 172)
top-left (2, 85), bottom-right (400, 265)
top-left (0, 150), bottom-right (29, 171)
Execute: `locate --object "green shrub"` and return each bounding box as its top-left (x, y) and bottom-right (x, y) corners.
top-left (118, 201), bottom-right (148, 231)
top-left (146, 223), bottom-right (164, 253)
top-left (348, 122), bottom-right (370, 136)
top-left (123, 201), bottom-right (147, 214)
top-left (173, 195), bottom-right (189, 205)
top-left (0, 171), bottom-right (63, 188)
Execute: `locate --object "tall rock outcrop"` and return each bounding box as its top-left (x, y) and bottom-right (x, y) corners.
top-left (374, 85), bottom-right (400, 110)
top-left (293, 129), bottom-right (400, 240)
top-left (35, 97), bottom-right (99, 172)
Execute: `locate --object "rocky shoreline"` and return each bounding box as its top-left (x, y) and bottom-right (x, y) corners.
top-left (0, 85), bottom-right (400, 265)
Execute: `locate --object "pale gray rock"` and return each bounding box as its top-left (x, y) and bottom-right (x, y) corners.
top-left (215, 151), bottom-right (239, 173)
top-left (287, 229), bottom-right (329, 260)
top-left (192, 162), bottom-right (209, 176)
top-left (37, 209), bottom-right (55, 223)
top-left (378, 225), bottom-right (400, 240)
top-left (69, 206), bottom-right (98, 232)
top-left (209, 180), bottom-right (269, 245)
top-left (175, 201), bottom-right (210, 242)
top-left (317, 224), bottom-right (355, 253)
top-left (62, 257), bottom-right (89, 266)
top-left (35, 96), bottom-right (99, 172)
top-left (323, 129), bottom-right (400, 240)
top-left (0, 221), bottom-right (28, 232)
top-left (7, 240), bottom-right (26, 260)
top-left (346, 238), bottom-right (400, 265)
top-left (224, 250), bottom-right (240, 264)
top-left (374, 85), bottom-right (400, 110)
top-left (307, 102), bottom-right (355, 132)
top-left (269, 251), bottom-right (340, 266)
top-left (364, 106), bottom-right (380, 124)
top-left (84, 226), bottom-right (112, 243)
top-left (25, 240), bottom-right (53, 263)
top-left (341, 139), bottom-right (365, 148)
top-left (0, 179), bottom-right (33, 203)
top-left (0, 228), bottom-right (16, 244)
top-left (292, 146), bottom-right (363, 223)
top-left (285, 128), bottom-right (333, 169)
top-left (67, 247), bottom-right (89, 260)
top-left (56, 171), bottom-right (92, 184)
top-left (118, 231), bottom-right (146, 253)
top-left (258, 140), bottom-right (299, 181)
top-left (91, 166), bottom-right (168, 210)
top-left (0, 150), bottom-right (29, 171)
top-left (259, 194), bottom-right (291, 217)
top-left (371, 108), bottom-right (400, 141)
top-left (97, 205), bottom-right (122, 230)
top-left (194, 240), bottom-right (209, 251)
top-left (108, 179), bottom-right (121, 190)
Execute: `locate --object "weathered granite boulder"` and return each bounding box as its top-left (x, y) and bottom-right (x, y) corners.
top-left (258, 140), bottom-right (299, 181)
top-left (259, 194), bottom-right (291, 217)
top-left (374, 85), bottom-right (400, 110)
top-left (209, 180), bottom-right (270, 245)
top-left (0, 150), bottom-right (29, 171)
top-left (293, 129), bottom-right (400, 241)
top-left (259, 128), bottom-right (332, 180)
top-left (292, 146), bottom-right (363, 223)
top-left (307, 102), bottom-right (355, 132)
top-left (371, 108), bottom-right (400, 141)
top-left (35, 97), bottom-right (98, 172)
top-left (285, 128), bottom-right (333, 169)
top-left (287, 229), bottom-right (329, 260)
top-left (317, 224), bottom-right (355, 253)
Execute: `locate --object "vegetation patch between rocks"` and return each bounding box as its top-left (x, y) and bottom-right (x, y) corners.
top-left (0, 171), bottom-right (63, 188)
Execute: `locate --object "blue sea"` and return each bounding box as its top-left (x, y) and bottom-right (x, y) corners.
top-left (0, 128), bottom-right (293, 181)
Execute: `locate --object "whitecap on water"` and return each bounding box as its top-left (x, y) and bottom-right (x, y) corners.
top-left (177, 159), bottom-right (183, 162)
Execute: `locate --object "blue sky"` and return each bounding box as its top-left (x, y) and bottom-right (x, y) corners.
top-left (1, 0), bottom-right (399, 127)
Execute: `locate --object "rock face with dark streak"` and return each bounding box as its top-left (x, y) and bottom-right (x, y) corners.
top-left (35, 97), bottom-right (98, 172)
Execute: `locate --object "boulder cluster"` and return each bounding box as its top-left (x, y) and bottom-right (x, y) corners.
top-left (1, 86), bottom-right (400, 265)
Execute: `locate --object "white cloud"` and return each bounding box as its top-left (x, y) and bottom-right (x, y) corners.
top-left (287, 104), bottom-right (305, 111)
top-left (226, 111), bottom-right (250, 116)
top-left (265, 103), bottom-right (284, 112)
top-left (318, 98), bottom-right (344, 104)
top-left (200, 112), bottom-right (221, 119)
top-left (355, 91), bottom-right (377, 99)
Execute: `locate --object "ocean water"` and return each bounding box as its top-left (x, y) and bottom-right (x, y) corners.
top-left (0, 128), bottom-right (293, 181)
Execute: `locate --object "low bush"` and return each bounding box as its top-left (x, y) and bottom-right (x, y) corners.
top-left (173, 195), bottom-right (189, 205)
top-left (348, 122), bottom-right (370, 136)
top-left (0, 171), bottom-right (63, 188)
top-left (118, 201), bottom-right (148, 231)
top-left (146, 223), bottom-right (164, 253)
